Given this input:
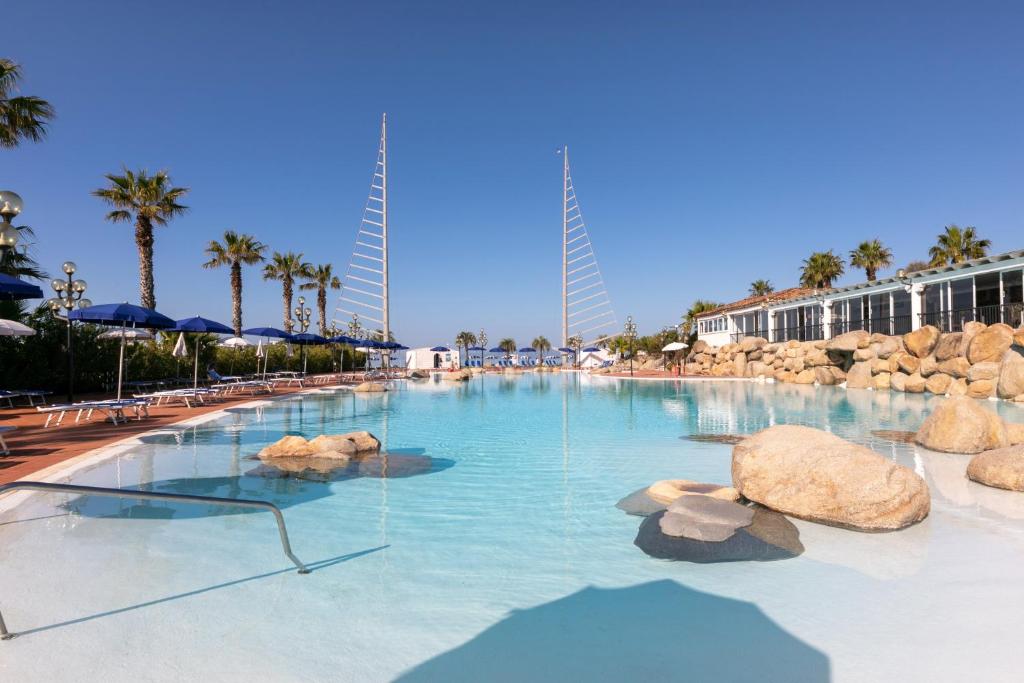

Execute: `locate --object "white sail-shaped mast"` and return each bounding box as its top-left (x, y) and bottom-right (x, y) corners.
top-left (335, 114), bottom-right (389, 341)
top-left (562, 146), bottom-right (617, 347)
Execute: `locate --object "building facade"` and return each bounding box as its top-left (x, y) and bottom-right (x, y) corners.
top-left (696, 250), bottom-right (1024, 345)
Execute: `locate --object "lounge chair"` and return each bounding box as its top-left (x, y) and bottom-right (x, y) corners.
top-left (1, 389), bottom-right (52, 407)
top-left (0, 425), bottom-right (14, 454)
top-left (208, 369), bottom-right (243, 383)
top-left (37, 398), bottom-right (151, 428)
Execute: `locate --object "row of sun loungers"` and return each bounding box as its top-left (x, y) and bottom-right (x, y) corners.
top-left (36, 398), bottom-right (151, 428)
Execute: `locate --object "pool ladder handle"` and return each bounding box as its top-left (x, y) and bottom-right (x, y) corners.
top-left (0, 480), bottom-right (311, 641)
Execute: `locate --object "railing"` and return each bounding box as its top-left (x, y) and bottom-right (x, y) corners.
top-left (730, 330), bottom-right (765, 343)
top-left (921, 303), bottom-right (1024, 332)
top-left (770, 324), bottom-right (824, 342)
top-left (829, 315), bottom-right (913, 338)
top-left (0, 481), bottom-right (310, 640)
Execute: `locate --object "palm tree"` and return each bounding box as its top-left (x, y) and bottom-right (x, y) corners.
top-left (567, 334), bottom-right (584, 367)
top-left (849, 239), bottom-right (893, 282)
top-left (928, 225), bottom-right (991, 267)
top-left (904, 260), bottom-right (930, 273)
top-left (93, 168), bottom-right (189, 309)
top-left (454, 331), bottom-right (477, 363)
top-left (498, 337), bottom-right (517, 358)
top-left (300, 264), bottom-right (342, 336)
top-left (0, 59), bottom-right (55, 148)
top-left (262, 252), bottom-right (311, 333)
top-left (202, 231), bottom-right (266, 336)
top-left (749, 279), bottom-right (774, 296)
top-left (532, 335), bottom-right (551, 364)
top-left (799, 250), bottom-right (844, 289)
top-left (681, 299), bottom-right (720, 337)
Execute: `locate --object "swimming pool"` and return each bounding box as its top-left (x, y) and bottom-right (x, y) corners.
top-left (2, 374), bottom-right (1023, 681)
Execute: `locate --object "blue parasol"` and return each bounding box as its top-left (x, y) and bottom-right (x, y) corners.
top-left (0, 273), bottom-right (44, 301)
top-left (518, 347), bottom-right (536, 353)
top-left (582, 346), bottom-right (600, 352)
top-left (168, 316), bottom-right (234, 392)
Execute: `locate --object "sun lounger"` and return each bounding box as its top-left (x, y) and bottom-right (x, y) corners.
top-left (1, 389), bottom-right (52, 407)
top-left (0, 425), bottom-right (14, 454)
top-left (37, 399), bottom-right (151, 428)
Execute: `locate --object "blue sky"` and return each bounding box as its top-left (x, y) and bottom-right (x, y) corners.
top-left (5, 1), bottom-right (1023, 346)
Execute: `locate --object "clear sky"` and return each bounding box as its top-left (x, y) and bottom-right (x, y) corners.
top-left (5, 1), bottom-right (1023, 346)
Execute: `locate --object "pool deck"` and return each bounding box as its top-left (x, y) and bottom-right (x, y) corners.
top-left (0, 383), bottom-right (341, 485)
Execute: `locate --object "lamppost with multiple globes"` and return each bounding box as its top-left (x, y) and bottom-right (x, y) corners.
top-left (478, 328), bottom-right (487, 368)
top-left (47, 262), bottom-right (91, 402)
top-left (293, 295), bottom-right (312, 373)
top-left (624, 315), bottom-right (637, 377)
top-left (0, 190), bottom-right (23, 254)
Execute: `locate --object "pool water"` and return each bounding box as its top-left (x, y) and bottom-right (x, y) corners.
top-left (2, 374), bottom-right (1024, 682)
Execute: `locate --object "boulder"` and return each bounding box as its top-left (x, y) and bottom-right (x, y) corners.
top-left (320, 430), bottom-right (380, 453)
top-left (733, 353), bottom-right (747, 378)
top-left (731, 425), bottom-right (930, 531)
top-left (966, 446), bottom-right (1024, 492)
top-left (691, 340), bottom-right (710, 354)
top-left (924, 373), bottom-right (952, 395)
top-left (934, 333), bottom-right (964, 361)
top-left (442, 369), bottom-right (472, 381)
top-left (870, 358), bottom-right (889, 374)
top-left (306, 435), bottom-right (359, 458)
top-left (996, 347), bottom-right (1024, 399)
top-left (904, 373), bottom-right (927, 393)
top-left (805, 350), bottom-right (830, 367)
top-left (739, 336), bottom-right (766, 352)
top-left (258, 435), bottom-right (317, 458)
top-left (852, 347), bottom-right (876, 362)
top-left (658, 495), bottom-right (755, 542)
top-left (914, 396), bottom-right (1009, 454)
top-left (962, 321), bottom-right (986, 353)
top-left (873, 372), bottom-right (891, 390)
top-left (409, 369), bottom-right (431, 380)
top-left (353, 381), bottom-right (387, 392)
top-left (814, 366), bottom-right (836, 385)
top-left (1015, 327), bottom-right (1024, 348)
top-left (616, 488), bottom-right (669, 516)
top-left (874, 336), bottom-right (902, 359)
top-left (845, 361), bottom-right (873, 389)
top-left (829, 367), bottom-right (847, 383)
top-left (645, 479), bottom-right (740, 505)
top-left (634, 508), bottom-right (803, 563)
top-left (258, 430), bottom-right (381, 460)
top-left (967, 380), bottom-right (996, 399)
top-left (967, 361), bottom-right (1000, 382)
top-left (948, 378), bottom-right (968, 396)
top-left (903, 325), bottom-right (941, 358)
top-left (826, 330), bottom-right (869, 353)
top-left (919, 356), bottom-right (938, 377)
top-left (794, 369), bottom-right (816, 384)
top-left (936, 357), bottom-right (970, 378)
top-left (1007, 423), bottom-right (1024, 446)
top-left (890, 371), bottom-right (909, 392)
top-left (967, 323), bottom-right (1014, 364)
top-left (897, 353), bottom-right (921, 375)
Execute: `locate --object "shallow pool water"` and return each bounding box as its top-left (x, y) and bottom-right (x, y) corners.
top-left (2, 374), bottom-right (1023, 682)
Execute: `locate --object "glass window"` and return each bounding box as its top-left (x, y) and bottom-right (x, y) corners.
top-left (892, 289), bottom-right (911, 334)
top-left (976, 272), bottom-right (1000, 309)
top-left (951, 278), bottom-right (973, 312)
top-left (1004, 270), bottom-right (1023, 304)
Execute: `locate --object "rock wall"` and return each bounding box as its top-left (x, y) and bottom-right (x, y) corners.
top-left (687, 323), bottom-right (1024, 402)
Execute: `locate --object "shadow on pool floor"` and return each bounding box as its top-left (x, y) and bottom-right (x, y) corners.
top-left (395, 580), bottom-right (830, 682)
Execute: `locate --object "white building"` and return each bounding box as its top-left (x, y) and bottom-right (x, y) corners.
top-left (696, 250), bottom-right (1024, 345)
top-left (405, 347), bottom-right (459, 370)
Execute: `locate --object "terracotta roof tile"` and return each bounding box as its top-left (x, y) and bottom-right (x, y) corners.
top-left (695, 287), bottom-right (819, 318)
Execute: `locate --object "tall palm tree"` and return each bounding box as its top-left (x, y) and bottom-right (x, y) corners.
top-left (0, 59), bottom-right (55, 148)
top-left (566, 334), bottom-right (584, 367)
top-left (262, 251), bottom-right (311, 333)
top-left (498, 337), bottom-right (517, 358)
top-left (904, 260), bottom-right (930, 273)
top-left (749, 279), bottom-right (774, 296)
top-left (202, 230), bottom-right (267, 336)
top-left (928, 225), bottom-right (991, 267)
top-left (532, 335), bottom-right (551, 364)
top-left (93, 168), bottom-right (189, 309)
top-left (454, 331), bottom-right (477, 363)
top-left (849, 239), bottom-right (893, 282)
top-left (799, 250), bottom-right (844, 289)
top-left (300, 263), bottom-right (342, 336)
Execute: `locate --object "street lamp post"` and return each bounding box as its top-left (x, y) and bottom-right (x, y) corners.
top-left (0, 190), bottom-right (24, 254)
top-left (478, 328), bottom-right (487, 369)
top-left (293, 296), bottom-right (312, 374)
top-left (624, 315), bottom-right (637, 377)
top-left (47, 261), bottom-right (90, 402)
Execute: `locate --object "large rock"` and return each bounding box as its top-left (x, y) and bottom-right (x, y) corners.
top-left (739, 336), bottom-right (766, 352)
top-left (845, 361), bottom-right (873, 389)
top-left (646, 479), bottom-right (740, 505)
top-left (826, 330), bottom-right (869, 353)
top-left (967, 323), bottom-right (1014, 364)
top-left (733, 353), bottom-right (747, 378)
top-left (924, 373), bottom-right (952, 395)
top-left (409, 369), bottom-right (431, 380)
top-left (353, 381), bottom-right (387, 392)
top-left (307, 435), bottom-right (359, 457)
top-left (258, 430), bottom-right (381, 460)
top-left (874, 336), bottom-right (902, 359)
top-left (1007, 423), bottom-right (1024, 446)
top-left (793, 369), bottom-right (816, 384)
top-left (731, 425), bottom-right (930, 531)
top-left (937, 356), bottom-right (970, 378)
top-left (997, 347), bottom-right (1024, 399)
top-left (967, 361), bottom-right (1000, 382)
top-left (967, 380), bottom-right (996, 399)
top-left (904, 373), bottom-right (927, 393)
top-left (896, 353), bottom-right (920, 375)
top-left (258, 435), bottom-right (317, 458)
top-left (814, 366), bottom-right (836, 385)
top-left (919, 356), bottom-right (938, 377)
top-left (966, 446), bottom-right (1024, 492)
top-left (442, 369), bottom-right (473, 381)
top-left (873, 372), bottom-right (892, 390)
top-left (634, 508), bottom-right (803, 563)
top-left (915, 396), bottom-right (1009, 454)
top-left (658, 495), bottom-right (755, 542)
top-left (948, 377), bottom-right (968, 396)
top-left (934, 333), bottom-right (964, 361)
top-left (890, 371), bottom-right (909, 391)
top-left (903, 325), bottom-right (941, 358)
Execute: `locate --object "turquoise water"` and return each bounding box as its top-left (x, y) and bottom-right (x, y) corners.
top-left (2, 374), bottom-right (1024, 682)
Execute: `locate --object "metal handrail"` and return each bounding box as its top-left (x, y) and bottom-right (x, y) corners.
top-left (0, 480), bottom-right (310, 640)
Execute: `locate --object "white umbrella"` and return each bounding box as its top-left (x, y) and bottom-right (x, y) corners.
top-left (98, 328), bottom-right (154, 341)
top-left (172, 332), bottom-right (188, 358)
top-left (255, 339), bottom-right (265, 358)
top-left (662, 341), bottom-right (689, 352)
top-left (219, 336), bottom-right (251, 348)
top-left (0, 318), bottom-right (35, 336)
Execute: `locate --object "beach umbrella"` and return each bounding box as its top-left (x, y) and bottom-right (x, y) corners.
top-left (661, 341), bottom-right (688, 352)
top-left (430, 346), bottom-right (450, 352)
top-left (70, 303), bottom-right (176, 400)
top-left (97, 328), bottom-right (154, 341)
top-left (0, 273), bottom-right (44, 301)
top-left (582, 346), bottom-right (600, 352)
top-left (467, 346), bottom-right (486, 351)
top-left (244, 326), bottom-right (291, 377)
top-left (557, 347), bottom-right (575, 353)
top-left (255, 339), bottom-right (264, 358)
top-left (518, 347), bottom-right (536, 353)
top-left (290, 333), bottom-right (329, 374)
top-left (169, 316), bottom-right (234, 392)
top-left (219, 336), bottom-right (251, 348)
top-left (488, 347), bottom-right (503, 353)
top-left (172, 331), bottom-right (188, 380)
top-left (0, 318), bottom-right (35, 336)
